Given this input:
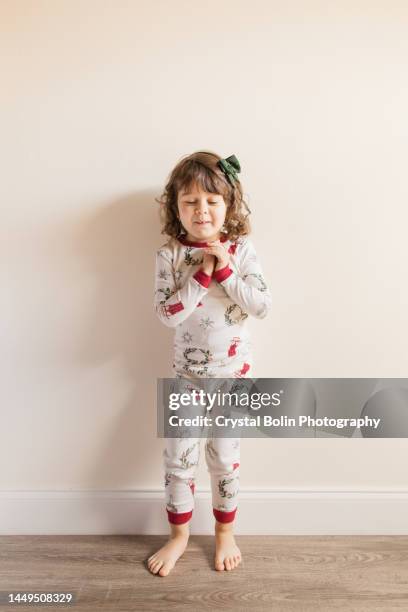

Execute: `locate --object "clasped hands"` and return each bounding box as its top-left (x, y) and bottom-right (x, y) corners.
top-left (201, 240), bottom-right (230, 276)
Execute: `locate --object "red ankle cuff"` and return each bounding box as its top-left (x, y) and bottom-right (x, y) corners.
top-left (167, 509), bottom-right (193, 524)
top-left (213, 507), bottom-right (237, 523)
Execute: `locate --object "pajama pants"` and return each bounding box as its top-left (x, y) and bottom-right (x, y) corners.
top-left (163, 370), bottom-right (251, 525)
top-left (164, 433), bottom-right (241, 525)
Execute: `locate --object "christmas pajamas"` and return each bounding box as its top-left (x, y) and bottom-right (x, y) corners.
top-left (154, 234), bottom-right (271, 524)
top-left (164, 432), bottom-right (241, 525)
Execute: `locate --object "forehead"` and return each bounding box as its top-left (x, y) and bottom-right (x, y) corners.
top-left (179, 188), bottom-right (222, 197)
top-left (179, 181), bottom-right (222, 197)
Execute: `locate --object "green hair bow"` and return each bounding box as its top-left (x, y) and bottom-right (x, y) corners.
top-left (218, 154), bottom-right (241, 186)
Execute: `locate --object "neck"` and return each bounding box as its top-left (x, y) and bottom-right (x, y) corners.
top-left (185, 231), bottom-right (221, 243)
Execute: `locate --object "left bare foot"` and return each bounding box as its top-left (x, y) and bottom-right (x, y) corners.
top-left (214, 521), bottom-right (242, 571)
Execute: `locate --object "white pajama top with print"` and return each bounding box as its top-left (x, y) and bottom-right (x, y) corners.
top-left (154, 234), bottom-right (272, 379)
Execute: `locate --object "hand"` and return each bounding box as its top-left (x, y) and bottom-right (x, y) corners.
top-left (201, 252), bottom-right (216, 276)
top-left (204, 240), bottom-right (230, 271)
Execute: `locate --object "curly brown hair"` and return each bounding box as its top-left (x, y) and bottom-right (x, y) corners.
top-left (156, 150), bottom-right (251, 241)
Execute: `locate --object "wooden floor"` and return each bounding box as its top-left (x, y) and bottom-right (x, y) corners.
top-left (1, 535), bottom-right (408, 611)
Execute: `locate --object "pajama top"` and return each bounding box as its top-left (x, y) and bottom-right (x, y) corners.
top-left (154, 234), bottom-right (272, 378)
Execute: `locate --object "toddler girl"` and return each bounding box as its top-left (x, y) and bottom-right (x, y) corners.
top-left (147, 151), bottom-right (271, 576)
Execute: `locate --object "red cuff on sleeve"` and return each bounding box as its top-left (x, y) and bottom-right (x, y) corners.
top-left (193, 269), bottom-right (212, 288)
top-left (213, 265), bottom-right (233, 283)
top-left (164, 301), bottom-right (184, 316)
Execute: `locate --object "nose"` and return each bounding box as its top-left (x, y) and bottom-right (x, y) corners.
top-left (194, 200), bottom-right (209, 216)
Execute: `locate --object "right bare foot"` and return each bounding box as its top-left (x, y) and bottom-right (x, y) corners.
top-left (147, 524), bottom-right (189, 577)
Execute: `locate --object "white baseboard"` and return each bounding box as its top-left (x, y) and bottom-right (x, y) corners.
top-left (1, 489), bottom-right (407, 535)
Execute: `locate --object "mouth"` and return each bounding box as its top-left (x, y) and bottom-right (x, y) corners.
top-left (194, 221), bottom-right (210, 225)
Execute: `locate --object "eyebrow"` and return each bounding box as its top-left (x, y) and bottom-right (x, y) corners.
top-left (180, 193), bottom-right (221, 197)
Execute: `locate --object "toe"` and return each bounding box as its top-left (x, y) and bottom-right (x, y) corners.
top-left (151, 560), bottom-right (164, 574)
top-left (225, 558), bottom-right (232, 571)
top-left (215, 558), bottom-right (225, 571)
top-left (159, 561), bottom-right (173, 577)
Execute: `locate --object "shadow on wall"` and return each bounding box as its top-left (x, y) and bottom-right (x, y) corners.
top-left (71, 190), bottom-right (170, 506)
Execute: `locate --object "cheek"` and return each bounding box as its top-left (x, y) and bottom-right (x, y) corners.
top-left (178, 206), bottom-right (189, 220)
top-left (216, 206), bottom-right (227, 221)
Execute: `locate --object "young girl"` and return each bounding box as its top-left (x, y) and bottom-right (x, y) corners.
top-left (148, 151), bottom-right (271, 576)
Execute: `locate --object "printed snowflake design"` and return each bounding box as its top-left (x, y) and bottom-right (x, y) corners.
top-left (199, 317), bottom-right (215, 330)
top-left (158, 269), bottom-right (170, 281)
top-left (182, 331), bottom-right (193, 344)
top-left (174, 270), bottom-right (183, 282)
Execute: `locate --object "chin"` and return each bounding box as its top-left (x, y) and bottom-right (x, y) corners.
top-left (192, 225), bottom-right (210, 235)
top-left (189, 223), bottom-right (222, 241)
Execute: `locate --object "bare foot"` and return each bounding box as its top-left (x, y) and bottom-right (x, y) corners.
top-left (147, 523), bottom-right (189, 577)
top-left (214, 521), bottom-right (242, 571)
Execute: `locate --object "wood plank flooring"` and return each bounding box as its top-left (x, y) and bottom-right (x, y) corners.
top-left (0, 536), bottom-right (407, 611)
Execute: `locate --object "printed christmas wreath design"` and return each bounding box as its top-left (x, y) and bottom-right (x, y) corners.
top-left (224, 304), bottom-right (248, 326)
top-left (242, 272), bottom-right (267, 292)
top-left (183, 347), bottom-right (212, 366)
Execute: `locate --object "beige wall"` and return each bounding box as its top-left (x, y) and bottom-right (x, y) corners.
top-left (1, 0), bottom-right (408, 492)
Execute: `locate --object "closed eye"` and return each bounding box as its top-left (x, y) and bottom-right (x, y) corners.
top-left (184, 200), bottom-right (219, 204)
